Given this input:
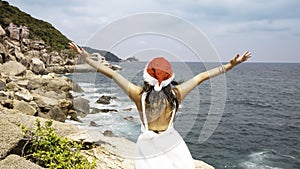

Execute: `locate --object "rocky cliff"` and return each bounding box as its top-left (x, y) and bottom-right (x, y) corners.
top-left (0, 1), bottom-right (214, 168)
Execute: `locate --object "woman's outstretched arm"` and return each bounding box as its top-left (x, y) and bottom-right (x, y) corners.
top-left (174, 51), bottom-right (251, 103)
top-left (69, 42), bottom-right (142, 103)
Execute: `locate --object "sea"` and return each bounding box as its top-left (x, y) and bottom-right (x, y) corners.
top-left (66, 62), bottom-right (300, 169)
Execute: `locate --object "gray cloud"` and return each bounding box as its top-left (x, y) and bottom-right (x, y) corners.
top-left (5, 0), bottom-right (300, 62)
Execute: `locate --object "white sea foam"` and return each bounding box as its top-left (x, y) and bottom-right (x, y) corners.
top-left (240, 150), bottom-right (286, 169)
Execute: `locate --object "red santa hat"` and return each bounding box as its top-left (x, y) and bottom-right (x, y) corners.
top-left (143, 57), bottom-right (175, 91)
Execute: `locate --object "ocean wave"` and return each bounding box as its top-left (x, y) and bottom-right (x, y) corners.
top-left (240, 150), bottom-right (298, 169)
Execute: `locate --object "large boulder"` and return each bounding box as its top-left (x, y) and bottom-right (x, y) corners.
top-left (13, 99), bottom-right (36, 116)
top-left (73, 97), bottom-right (90, 115)
top-left (72, 82), bottom-right (84, 93)
top-left (33, 95), bottom-right (59, 112)
top-left (47, 106), bottom-right (67, 122)
top-left (0, 119), bottom-right (23, 159)
top-left (20, 25), bottom-right (29, 39)
top-left (30, 58), bottom-right (46, 74)
top-left (30, 40), bottom-right (45, 50)
top-left (15, 88), bottom-right (33, 101)
top-left (0, 155), bottom-right (43, 169)
top-left (7, 23), bottom-right (20, 40)
top-left (50, 51), bottom-right (61, 64)
top-left (27, 50), bottom-right (40, 58)
top-left (0, 61), bottom-right (26, 76)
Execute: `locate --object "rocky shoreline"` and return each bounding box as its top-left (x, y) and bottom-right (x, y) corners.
top-left (0, 23), bottom-right (214, 168)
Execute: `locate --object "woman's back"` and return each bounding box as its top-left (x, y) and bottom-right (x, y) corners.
top-left (143, 89), bottom-right (176, 132)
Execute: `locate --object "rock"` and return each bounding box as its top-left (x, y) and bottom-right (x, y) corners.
top-left (0, 25), bottom-right (5, 36)
top-left (89, 121), bottom-right (101, 127)
top-left (0, 54), bottom-right (3, 64)
top-left (0, 154), bottom-right (43, 169)
top-left (24, 70), bottom-right (37, 79)
top-left (37, 111), bottom-right (50, 119)
top-left (90, 108), bottom-right (118, 114)
top-left (14, 50), bottom-right (24, 61)
top-left (27, 50), bottom-right (40, 58)
top-left (20, 25), bottom-right (30, 39)
top-left (90, 108), bottom-right (100, 114)
top-left (50, 51), bottom-right (61, 64)
top-left (29, 101), bottom-right (39, 111)
top-left (68, 110), bottom-right (81, 122)
top-left (100, 109), bottom-right (118, 113)
top-left (46, 65), bottom-right (69, 74)
top-left (0, 61), bottom-right (26, 76)
top-left (0, 110), bottom-right (75, 134)
top-left (124, 116), bottom-right (134, 121)
top-left (58, 99), bottom-right (72, 109)
top-left (1, 100), bottom-right (14, 109)
top-left (40, 52), bottom-right (50, 64)
top-left (0, 91), bottom-right (9, 103)
top-left (19, 56), bottom-right (31, 69)
top-left (123, 108), bottom-right (133, 111)
top-left (7, 23), bottom-right (20, 40)
top-left (48, 106), bottom-right (67, 122)
top-left (73, 97), bottom-right (90, 114)
top-left (33, 95), bottom-right (59, 111)
top-left (6, 81), bottom-right (20, 91)
top-left (15, 88), bottom-right (33, 101)
top-left (30, 40), bottom-right (45, 50)
top-left (47, 76), bottom-right (72, 92)
top-left (72, 82), bottom-right (84, 93)
top-left (0, 79), bottom-right (6, 91)
top-left (22, 38), bottom-right (31, 46)
top-left (0, 119), bottom-right (23, 159)
top-left (195, 160), bottom-right (215, 169)
top-left (30, 58), bottom-right (45, 74)
top-left (13, 99), bottom-right (36, 116)
top-left (15, 79), bottom-right (29, 87)
top-left (96, 95), bottom-right (116, 105)
top-left (103, 130), bottom-right (114, 137)
top-left (111, 64), bottom-right (122, 70)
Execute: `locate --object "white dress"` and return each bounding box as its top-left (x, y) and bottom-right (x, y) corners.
top-left (134, 93), bottom-right (195, 169)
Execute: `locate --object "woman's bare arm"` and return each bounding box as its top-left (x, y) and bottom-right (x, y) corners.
top-left (69, 42), bottom-right (142, 103)
top-left (174, 51), bottom-right (251, 102)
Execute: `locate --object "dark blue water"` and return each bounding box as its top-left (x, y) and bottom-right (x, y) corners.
top-left (68, 62), bottom-right (300, 169)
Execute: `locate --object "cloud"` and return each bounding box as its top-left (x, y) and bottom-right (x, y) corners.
top-left (5, 0), bottom-right (300, 62)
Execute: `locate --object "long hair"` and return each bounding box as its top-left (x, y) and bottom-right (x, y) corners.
top-left (141, 81), bottom-right (179, 122)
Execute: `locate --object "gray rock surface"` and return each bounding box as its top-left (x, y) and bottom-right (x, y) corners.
top-left (0, 61), bottom-right (26, 76)
top-left (0, 79), bottom-right (6, 91)
top-left (73, 97), bottom-right (90, 115)
top-left (30, 58), bottom-right (45, 74)
top-left (13, 99), bottom-right (36, 116)
top-left (0, 154), bottom-right (44, 169)
top-left (47, 106), bottom-right (67, 122)
top-left (0, 119), bottom-right (23, 159)
top-left (14, 88), bottom-right (33, 101)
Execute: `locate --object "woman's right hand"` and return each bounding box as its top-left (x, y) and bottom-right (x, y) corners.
top-left (69, 42), bottom-right (83, 54)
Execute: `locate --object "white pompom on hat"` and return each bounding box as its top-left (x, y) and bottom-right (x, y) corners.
top-left (143, 57), bottom-right (175, 91)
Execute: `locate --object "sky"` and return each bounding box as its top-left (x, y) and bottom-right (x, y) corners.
top-left (4, 0), bottom-right (300, 62)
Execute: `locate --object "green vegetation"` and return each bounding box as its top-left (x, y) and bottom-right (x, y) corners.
top-left (20, 119), bottom-right (96, 169)
top-left (0, 0), bottom-right (70, 51)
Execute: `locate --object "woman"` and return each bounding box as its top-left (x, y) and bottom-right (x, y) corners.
top-left (69, 42), bottom-right (251, 169)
